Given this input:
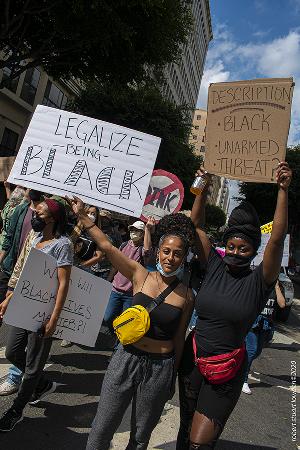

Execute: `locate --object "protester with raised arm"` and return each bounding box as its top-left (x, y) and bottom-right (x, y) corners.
top-left (68, 197), bottom-right (195, 450)
top-left (177, 162), bottom-right (292, 450)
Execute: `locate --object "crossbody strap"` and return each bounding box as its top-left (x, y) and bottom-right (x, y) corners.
top-left (146, 278), bottom-right (180, 313)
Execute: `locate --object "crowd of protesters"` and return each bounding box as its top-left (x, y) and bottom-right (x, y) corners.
top-left (0, 160), bottom-right (292, 450)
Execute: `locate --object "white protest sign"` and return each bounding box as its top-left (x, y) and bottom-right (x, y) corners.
top-left (253, 233), bottom-right (290, 267)
top-left (4, 248), bottom-right (112, 347)
top-left (140, 169), bottom-right (184, 222)
top-left (55, 265), bottom-right (112, 346)
top-left (8, 105), bottom-right (161, 217)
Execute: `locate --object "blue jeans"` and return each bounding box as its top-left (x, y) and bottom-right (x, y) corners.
top-left (7, 365), bottom-right (23, 386)
top-left (103, 290), bottom-right (133, 331)
top-left (189, 309), bottom-right (198, 330)
top-left (245, 328), bottom-right (274, 381)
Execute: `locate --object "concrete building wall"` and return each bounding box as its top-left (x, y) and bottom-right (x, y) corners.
top-left (190, 108), bottom-right (207, 156)
top-left (207, 175), bottom-right (221, 206)
top-left (0, 67), bottom-right (81, 204)
top-left (161, 0), bottom-right (212, 109)
top-left (217, 177), bottom-right (230, 215)
top-left (189, 107), bottom-right (221, 206)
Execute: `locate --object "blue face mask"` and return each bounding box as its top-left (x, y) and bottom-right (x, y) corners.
top-left (156, 261), bottom-right (185, 279)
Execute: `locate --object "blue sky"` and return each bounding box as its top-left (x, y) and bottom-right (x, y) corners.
top-left (197, 0), bottom-right (300, 211)
top-left (198, 0), bottom-right (300, 144)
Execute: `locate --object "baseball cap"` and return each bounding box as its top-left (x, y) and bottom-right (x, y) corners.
top-left (99, 209), bottom-right (113, 219)
top-left (128, 221), bottom-right (145, 231)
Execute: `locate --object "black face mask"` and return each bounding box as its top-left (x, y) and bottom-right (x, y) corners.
top-left (31, 215), bottom-right (46, 232)
top-left (223, 253), bottom-right (254, 268)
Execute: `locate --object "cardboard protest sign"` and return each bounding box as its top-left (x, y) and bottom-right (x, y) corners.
top-left (4, 248), bottom-right (112, 347)
top-left (140, 169), bottom-right (184, 222)
top-left (253, 233), bottom-right (290, 266)
top-left (204, 78), bottom-right (294, 183)
top-left (260, 221), bottom-right (273, 234)
top-left (7, 105), bottom-right (161, 217)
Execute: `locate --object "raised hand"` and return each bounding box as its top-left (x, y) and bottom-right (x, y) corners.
top-left (65, 196), bottom-right (86, 216)
top-left (146, 216), bottom-right (156, 232)
top-left (195, 166), bottom-right (211, 185)
top-left (276, 162), bottom-right (292, 191)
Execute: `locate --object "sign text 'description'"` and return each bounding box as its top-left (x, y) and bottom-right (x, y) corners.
top-left (204, 78), bottom-right (294, 183)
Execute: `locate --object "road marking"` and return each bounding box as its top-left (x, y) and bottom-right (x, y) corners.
top-left (249, 372), bottom-right (300, 393)
top-left (272, 330), bottom-right (300, 346)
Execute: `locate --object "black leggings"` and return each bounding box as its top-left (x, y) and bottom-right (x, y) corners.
top-left (176, 333), bottom-right (247, 450)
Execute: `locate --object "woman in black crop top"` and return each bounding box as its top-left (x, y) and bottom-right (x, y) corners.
top-left (68, 198), bottom-right (195, 450)
top-left (177, 162), bottom-right (292, 450)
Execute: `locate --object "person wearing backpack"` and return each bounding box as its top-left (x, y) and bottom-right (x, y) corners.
top-left (103, 220), bottom-right (147, 332)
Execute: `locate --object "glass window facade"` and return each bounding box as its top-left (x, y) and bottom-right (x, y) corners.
top-left (20, 68), bottom-right (41, 105)
top-left (0, 127), bottom-right (19, 157)
top-left (2, 67), bottom-right (19, 93)
top-left (43, 80), bottom-right (68, 109)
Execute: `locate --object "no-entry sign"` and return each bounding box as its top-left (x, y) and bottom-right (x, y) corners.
top-left (140, 169), bottom-right (184, 222)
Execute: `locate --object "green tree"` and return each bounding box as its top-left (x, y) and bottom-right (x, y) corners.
top-left (205, 204), bottom-right (226, 230)
top-left (238, 147), bottom-right (300, 227)
top-left (72, 80), bottom-right (201, 210)
top-left (0, 0), bottom-right (191, 89)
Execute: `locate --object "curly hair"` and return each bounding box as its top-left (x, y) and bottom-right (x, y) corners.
top-left (153, 213), bottom-right (196, 249)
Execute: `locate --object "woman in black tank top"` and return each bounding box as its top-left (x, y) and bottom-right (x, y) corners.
top-left (177, 163), bottom-right (292, 450)
top-left (68, 198), bottom-right (196, 450)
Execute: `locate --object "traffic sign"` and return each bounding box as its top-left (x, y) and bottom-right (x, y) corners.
top-left (140, 169), bottom-right (184, 222)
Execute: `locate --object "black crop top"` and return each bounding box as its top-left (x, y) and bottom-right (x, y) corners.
top-left (132, 292), bottom-right (182, 340)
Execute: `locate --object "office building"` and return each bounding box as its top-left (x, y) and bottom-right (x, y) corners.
top-left (189, 107), bottom-right (221, 206)
top-left (0, 67), bottom-right (81, 204)
top-left (161, 0), bottom-right (212, 109)
top-left (217, 177), bottom-right (230, 214)
top-left (189, 108), bottom-right (207, 156)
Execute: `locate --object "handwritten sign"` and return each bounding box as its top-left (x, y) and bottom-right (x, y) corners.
top-left (204, 78), bottom-right (294, 183)
top-left (140, 169), bottom-right (184, 222)
top-left (7, 105), bottom-right (161, 217)
top-left (260, 221), bottom-right (273, 234)
top-left (253, 233), bottom-right (290, 267)
top-left (4, 248), bottom-right (112, 347)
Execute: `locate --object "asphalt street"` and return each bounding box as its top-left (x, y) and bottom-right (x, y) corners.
top-left (0, 300), bottom-right (299, 450)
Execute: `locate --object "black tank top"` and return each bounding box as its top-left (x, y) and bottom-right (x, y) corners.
top-left (132, 275), bottom-right (183, 340)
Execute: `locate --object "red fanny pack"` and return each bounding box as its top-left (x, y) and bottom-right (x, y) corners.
top-left (192, 335), bottom-right (245, 384)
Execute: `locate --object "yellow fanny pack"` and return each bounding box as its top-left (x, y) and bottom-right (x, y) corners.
top-left (112, 278), bottom-right (180, 345)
